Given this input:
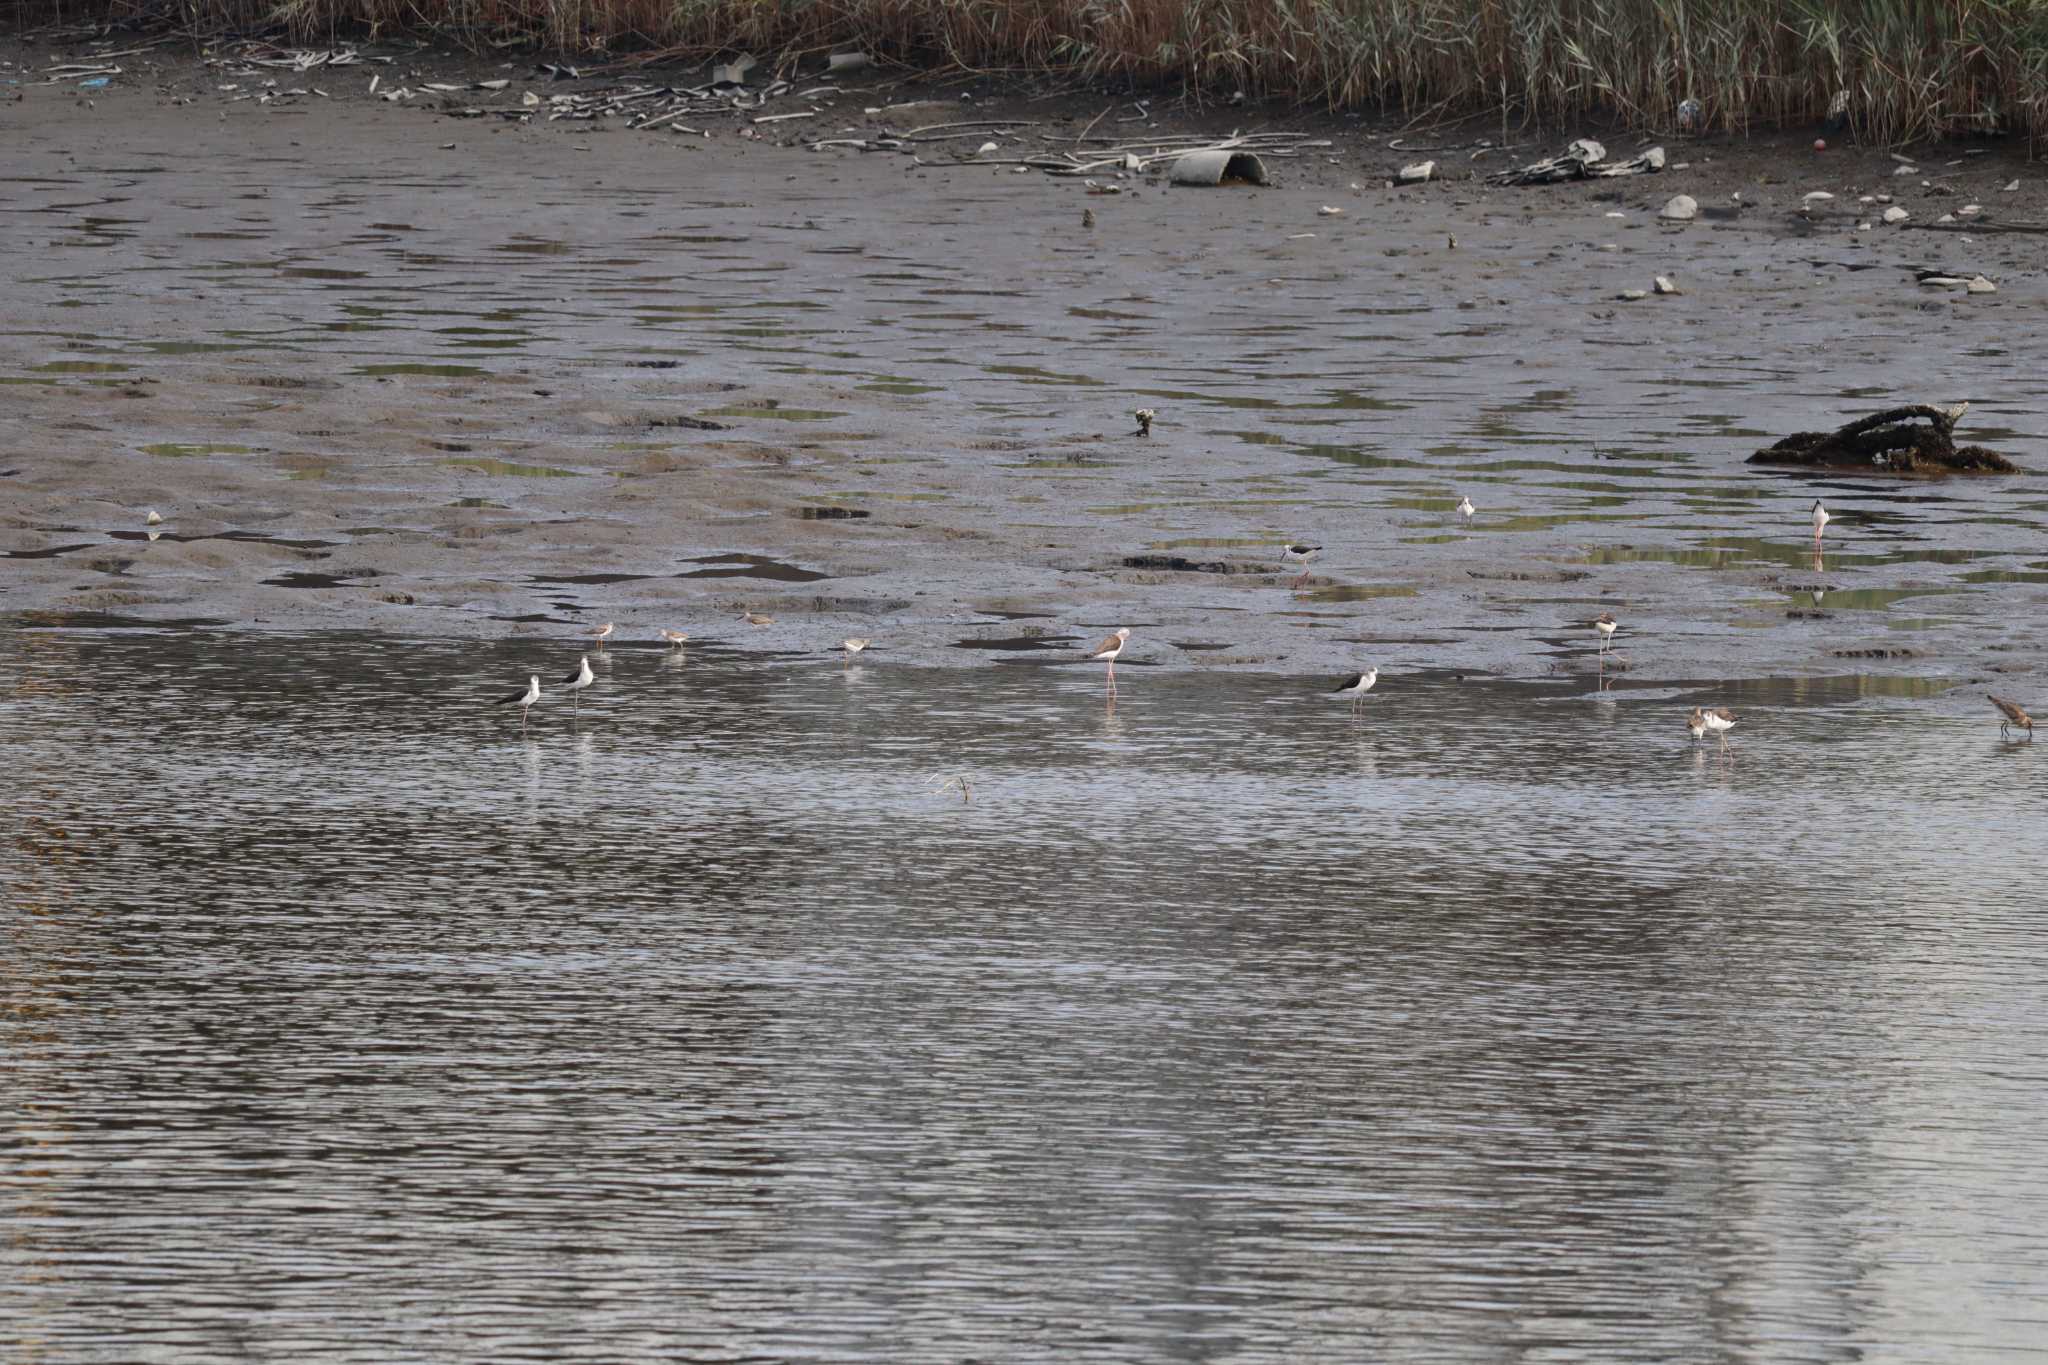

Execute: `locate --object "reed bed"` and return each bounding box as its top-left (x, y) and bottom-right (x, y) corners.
top-left (44, 0), bottom-right (2048, 140)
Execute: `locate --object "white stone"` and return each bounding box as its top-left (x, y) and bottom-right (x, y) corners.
top-left (1659, 193), bottom-right (1698, 221)
top-left (1883, 206), bottom-right (1909, 224)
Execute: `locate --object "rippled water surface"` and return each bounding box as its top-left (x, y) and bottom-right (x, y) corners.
top-left (5, 625), bottom-right (2046, 1361)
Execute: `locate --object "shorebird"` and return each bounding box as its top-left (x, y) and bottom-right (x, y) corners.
top-left (1134, 408), bottom-right (1155, 438)
top-left (1593, 612), bottom-right (1618, 653)
top-left (741, 612), bottom-right (775, 626)
top-left (560, 654), bottom-right (595, 714)
top-left (1686, 707), bottom-right (1708, 741)
top-left (583, 621), bottom-right (615, 648)
top-left (659, 629), bottom-right (689, 648)
top-left (1331, 668), bottom-right (1378, 713)
top-left (843, 637), bottom-right (870, 661)
top-left (1455, 496), bottom-right (1475, 521)
top-left (496, 674), bottom-right (540, 731)
top-left (1084, 627), bottom-right (1131, 687)
top-left (1811, 500), bottom-right (1830, 542)
top-left (1989, 694), bottom-right (2034, 740)
top-left (1282, 543), bottom-right (1321, 587)
top-left (1696, 706), bottom-right (1737, 749)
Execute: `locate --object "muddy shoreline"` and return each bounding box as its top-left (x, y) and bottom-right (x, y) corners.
top-left (3, 36), bottom-right (2044, 706)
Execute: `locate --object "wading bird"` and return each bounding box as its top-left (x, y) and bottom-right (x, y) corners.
top-left (1084, 627), bottom-right (1131, 688)
top-left (496, 675), bottom-right (540, 731)
top-left (1331, 668), bottom-right (1378, 714)
top-left (1989, 694), bottom-right (2034, 740)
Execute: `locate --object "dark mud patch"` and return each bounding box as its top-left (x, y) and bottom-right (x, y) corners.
top-left (1121, 554), bottom-right (1268, 575)
top-left (796, 506), bottom-right (870, 520)
top-left (648, 414), bottom-right (730, 431)
top-left (678, 553), bottom-right (830, 583)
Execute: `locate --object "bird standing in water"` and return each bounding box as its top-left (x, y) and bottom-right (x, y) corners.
top-left (1811, 500), bottom-right (1830, 542)
top-left (1989, 694), bottom-right (2034, 740)
top-left (496, 675), bottom-right (540, 731)
top-left (1084, 627), bottom-right (1131, 689)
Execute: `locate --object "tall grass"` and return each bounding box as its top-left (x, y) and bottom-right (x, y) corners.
top-left (73, 0), bottom-right (2048, 140)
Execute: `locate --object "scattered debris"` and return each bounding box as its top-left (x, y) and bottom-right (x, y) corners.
top-left (1396, 160), bottom-right (1436, 184)
top-left (1659, 194), bottom-right (1698, 221)
top-left (1653, 275), bottom-right (1682, 295)
top-left (1318, 204), bottom-right (1344, 216)
top-left (1750, 402), bottom-right (2018, 474)
top-left (1167, 148), bottom-right (1269, 187)
top-left (2003, 179), bottom-right (2021, 192)
top-left (1491, 139), bottom-right (1664, 185)
top-left (1676, 98), bottom-right (1702, 133)
top-left (1883, 206), bottom-right (1910, 224)
top-left (1618, 288), bottom-right (1649, 301)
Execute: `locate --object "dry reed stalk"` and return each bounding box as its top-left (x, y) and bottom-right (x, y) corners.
top-left (39, 0), bottom-right (2048, 138)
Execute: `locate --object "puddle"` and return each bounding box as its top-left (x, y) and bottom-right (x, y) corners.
top-left (443, 458), bottom-right (582, 478)
top-left (263, 570), bottom-right (377, 589)
top-left (140, 442), bottom-right (262, 458)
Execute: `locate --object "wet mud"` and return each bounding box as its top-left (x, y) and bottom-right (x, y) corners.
top-left (2, 40), bottom-right (2044, 713)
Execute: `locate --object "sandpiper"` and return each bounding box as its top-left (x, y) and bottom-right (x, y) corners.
top-left (496, 674), bottom-right (540, 731)
top-left (1593, 612), bottom-right (1618, 653)
top-left (1134, 408), bottom-right (1155, 438)
top-left (560, 654), bottom-right (595, 714)
top-left (1988, 694), bottom-right (2034, 740)
top-left (1697, 706), bottom-right (1736, 749)
top-left (741, 612), bottom-right (775, 626)
top-left (1084, 627), bottom-right (1131, 686)
top-left (1282, 543), bottom-right (1321, 587)
top-left (1455, 496), bottom-right (1475, 521)
top-left (1811, 500), bottom-right (1830, 542)
top-left (843, 637), bottom-right (871, 660)
top-left (659, 629), bottom-right (689, 647)
top-left (584, 621), bottom-right (615, 648)
top-left (1331, 668), bottom-right (1378, 712)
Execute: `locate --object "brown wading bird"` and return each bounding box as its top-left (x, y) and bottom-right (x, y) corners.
top-left (659, 629), bottom-right (689, 647)
top-left (583, 621), bottom-right (614, 647)
top-left (741, 612), bottom-right (775, 626)
top-left (1988, 694), bottom-right (2034, 740)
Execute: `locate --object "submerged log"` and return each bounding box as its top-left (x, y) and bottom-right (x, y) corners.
top-left (1748, 401), bottom-right (2019, 474)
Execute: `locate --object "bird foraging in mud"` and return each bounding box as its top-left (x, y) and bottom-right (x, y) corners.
top-left (1592, 612), bottom-right (1618, 653)
top-left (1331, 668), bottom-right (1378, 713)
top-left (1988, 694), bottom-right (2034, 740)
top-left (1811, 500), bottom-right (1830, 542)
top-left (496, 674), bottom-right (540, 731)
top-left (1133, 408), bottom-right (1155, 438)
top-left (1282, 543), bottom-right (1321, 587)
top-left (659, 629), bottom-right (689, 648)
top-left (1690, 706), bottom-right (1737, 749)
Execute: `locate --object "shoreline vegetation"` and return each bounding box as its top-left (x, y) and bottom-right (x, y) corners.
top-left (15, 1), bottom-right (2048, 143)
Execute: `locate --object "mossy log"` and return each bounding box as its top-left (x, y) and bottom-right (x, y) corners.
top-left (1749, 402), bottom-right (2018, 474)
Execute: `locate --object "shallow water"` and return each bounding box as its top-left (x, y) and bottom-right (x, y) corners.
top-left (5, 626), bottom-right (2045, 1361)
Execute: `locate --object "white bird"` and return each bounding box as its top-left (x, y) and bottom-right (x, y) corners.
top-left (560, 654), bottom-right (595, 714)
top-left (496, 674), bottom-right (540, 731)
top-left (1331, 668), bottom-right (1378, 712)
top-left (843, 637), bottom-right (871, 660)
top-left (1811, 500), bottom-right (1830, 542)
top-left (1083, 627), bottom-right (1131, 687)
top-left (1693, 706), bottom-right (1737, 749)
top-left (1455, 496), bottom-right (1475, 521)
top-left (1593, 612), bottom-right (1618, 653)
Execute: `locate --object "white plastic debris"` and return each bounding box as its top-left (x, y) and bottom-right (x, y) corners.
top-left (1397, 160), bottom-right (1436, 184)
top-left (1318, 205), bottom-right (1343, 216)
top-left (1653, 275), bottom-right (1681, 295)
top-left (1659, 194), bottom-right (1698, 221)
top-left (2002, 179), bottom-right (2020, 193)
top-left (1968, 276), bottom-right (1997, 293)
top-left (144, 509), bottom-right (162, 525)
top-left (976, 141), bottom-right (999, 155)
top-left (1802, 191), bottom-right (1835, 202)
top-left (1619, 288), bottom-right (1649, 300)
top-left (1883, 206), bottom-right (1909, 224)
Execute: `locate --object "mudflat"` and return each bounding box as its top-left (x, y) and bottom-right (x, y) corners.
top-left (3, 39), bottom-right (2043, 701)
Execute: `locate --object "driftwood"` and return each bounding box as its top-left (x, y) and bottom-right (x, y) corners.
top-left (1748, 402), bottom-right (2018, 474)
top-left (1489, 139), bottom-right (1665, 186)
